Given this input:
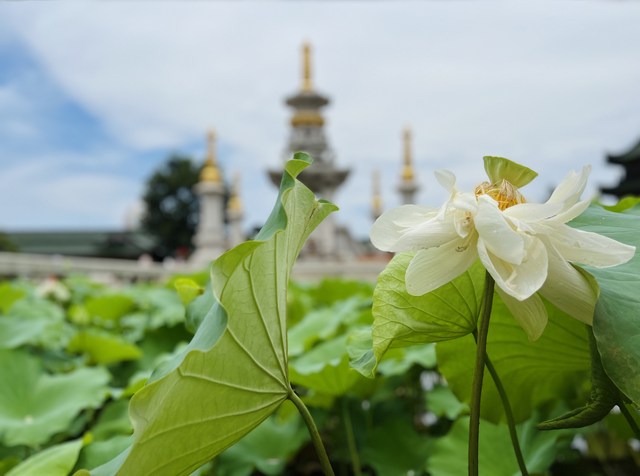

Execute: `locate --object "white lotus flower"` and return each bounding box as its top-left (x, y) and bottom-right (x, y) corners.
top-left (371, 157), bottom-right (636, 341)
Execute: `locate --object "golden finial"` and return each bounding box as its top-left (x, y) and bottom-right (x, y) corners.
top-left (200, 129), bottom-right (221, 183)
top-left (372, 169), bottom-right (383, 219)
top-left (302, 41), bottom-right (313, 92)
top-left (228, 172), bottom-right (243, 213)
top-left (401, 126), bottom-right (415, 182)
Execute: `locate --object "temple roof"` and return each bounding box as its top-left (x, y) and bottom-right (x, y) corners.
top-left (608, 138), bottom-right (640, 165)
top-left (601, 178), bottom-right (640, 198)
top-left (5, 230), bottom-right (157, 260)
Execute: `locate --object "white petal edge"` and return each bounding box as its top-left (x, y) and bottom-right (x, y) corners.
top-left (475, 195), bottom-right (525, 265)
top-left (503, 201), bottom-right (565, 224)
top-left (538, 242), bottom-right (598, 325)
top-left (405, 238), bottom-right (478, 296)
top-left (435, 169), bottom-right (456, 193)
top-left (546, 166), bottom-right (590, 208)
top-left (497, 288), bottom-right (548, 341)
top-left (549, 225), bottom-right (636, 268)
top-left (451, 192), bottom-right (478, 213)
top-left (549, 199), bottom-right (590, 225)
top-left (370, 204), bottom-right (446, 252)
top-left (477, 235), bottom-right (548, 301)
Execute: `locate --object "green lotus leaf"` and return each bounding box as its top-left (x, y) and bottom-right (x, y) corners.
top-left (6, 438), bottom-right (84, 476)
top-left (67, 330), bottom-right (142, 365)
top-left (173, 278), bottom-right (203, 307)
top-left (306, 278), bottom-right (374, 306)
top-left (602, 196), bottom-right (640, 213)
top-left (0, 314), bottom-right (50, 349)
top-left (0, 283), bottom-right (26, 314)
top-left (361, 254), bottom-right (484, 376)
top-left (91, 153), bottom-right (336, 475)
top-left (537, 328), bottom-right (620, 430)
top-left (288, 296), bottom-right (368, 357)
top-left (568, 204), bottom-right (640, 404)
top-left (184, 281), bottom-right (215, 333)
top-left (133, 287), bottom-right (185, 330)
top-left (426, 385), bottom-right (469, 420)
top-left (4, 297), bottom-right (73, 351)
top-left (90, 400), bottom-right (133, 441)
top-left (376, 344), bottom-right (436, 376)
top-left (85, 294), bottom-right (136, 322)
top-left (215, 402), bottom-right (309, 476)
top-left (0, 350), bottom-right (110, 447)
top-left (76, 436), bottom-right (132, 475)
top-left (483, 156), bottom-right (538, 188)
top-left (426, 414), bottom-right (572, 476)
top-left (9, 295), bottom-right (64, 321)
top-left (289, 335), bottom-right (365, 396)
top-left (437, 294), bottom-right (589, 423)
top-left (360, 419), bottom-right (429, 476)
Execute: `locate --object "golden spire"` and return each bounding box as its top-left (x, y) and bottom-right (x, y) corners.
top-left (227, 172), bottom-right (243, 213)
top-left (302, 41), bottom-right (313, 92)
top-left (372, 169), bottom-right (383, 220)
top-left (200, 129), bottom-right (221, 183)
top-left (401, 126), bottom-right (415, 182)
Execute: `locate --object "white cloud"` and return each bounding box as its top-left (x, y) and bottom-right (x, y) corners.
top-left (0, 2), bottom-right (638, 237)
top-left (0, 155), bottom-right (140, 229)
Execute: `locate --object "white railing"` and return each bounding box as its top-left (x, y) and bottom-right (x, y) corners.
top-left (0, 252), bottom-right (170, 281)
top-left (0, 252), bottom-right (387, 282)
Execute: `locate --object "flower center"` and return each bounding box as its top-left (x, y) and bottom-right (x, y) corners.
top-left (474, 179), bottom-right (526, 211)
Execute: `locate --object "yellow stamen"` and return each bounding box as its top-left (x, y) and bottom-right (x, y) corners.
top-left (474, 179), bottom-right (526, 210)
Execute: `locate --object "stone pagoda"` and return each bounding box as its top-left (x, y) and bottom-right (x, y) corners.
top-left (371, 169), bottom-right (383, 222)
top-left (226, 172), bottom-right (245, 249)
top-left (601, 138), bottom-right (640, 198)
top-left (397, 126), bottom-right (419, 205)
top-left (190, 130), bottom-right (227, 265)
top-left (269, 42), bottom-right (350, 258)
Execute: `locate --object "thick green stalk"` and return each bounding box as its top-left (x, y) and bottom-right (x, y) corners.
top-left (288, 388), bottom-right (335, 476)
top-left (619, 401), bottom-right (640, 441)
top-left (341, 398), bottom-right (362, 476)
top-left (468, 272), bottom-right (495, 476)
top-left (482, 345), bottom-right (529, 475)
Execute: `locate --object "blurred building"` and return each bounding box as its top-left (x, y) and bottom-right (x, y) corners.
top-left (601, 138), bottom-right (640, 198)
top-left (267, 42), bottom-right (365, 260)
top-left (5, 43), bottom-right (417, 277)
top-left (5, 230), bottom-right (157, 260)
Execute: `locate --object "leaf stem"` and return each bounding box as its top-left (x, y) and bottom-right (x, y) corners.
top-left (341, 398), bottom-right (362, 476)
top-left (288, 388), bottom-right (335, 476)
top-left (619, 401), bottom-right (640, 441)
top-left (469, 272), bottom-right (495, 476)
top-left (478, 338), bottom-right (529, 476)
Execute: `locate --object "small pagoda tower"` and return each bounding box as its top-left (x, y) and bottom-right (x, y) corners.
top-left (227, 172), bottom-right (244, 248)
top-left (269, 42), bottom-right (350, 258)
top-left (372, 169), bottom-right (383, 222)
top-left (190, 130), bottom-right (227, 265)
top-left (398, 126), bottom-right (419, 205)
top-left (601, 138), bottom-right (640, 198)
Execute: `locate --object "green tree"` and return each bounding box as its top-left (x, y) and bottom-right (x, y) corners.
top-left (141, 155), bottom-right (200, 258)
top-left (0, 232), bottom-right (17, 252)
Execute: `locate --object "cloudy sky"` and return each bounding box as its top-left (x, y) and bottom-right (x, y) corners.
top-left (0, 2), bottom-right (639, 240)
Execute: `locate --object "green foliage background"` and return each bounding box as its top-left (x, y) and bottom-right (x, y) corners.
top-left (0, 155), bottom-right (638, 475)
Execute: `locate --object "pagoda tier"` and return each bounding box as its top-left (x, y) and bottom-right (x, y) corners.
top-left (267, 42), bottom-right (350, 259)
top-left (601, 138), bottom-right (640, 198)
top-left (397, 126), bottom-right (419, 205)
top-left (268, 42), bottom-right (349, 194)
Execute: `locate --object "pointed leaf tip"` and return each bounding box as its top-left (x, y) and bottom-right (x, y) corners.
top-left (285, 152), bottom-right (313, 179)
